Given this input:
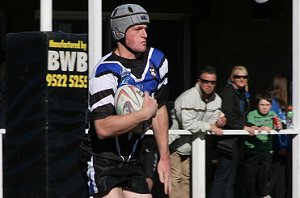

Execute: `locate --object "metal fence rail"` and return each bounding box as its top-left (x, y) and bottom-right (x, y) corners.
top-left (0, 128), bottom-right (298, 198)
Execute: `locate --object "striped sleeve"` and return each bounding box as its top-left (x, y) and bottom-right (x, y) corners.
top-left (150, 48), bottom-right (169, 106)
top-left (88, 62), bottom-right (119, 120)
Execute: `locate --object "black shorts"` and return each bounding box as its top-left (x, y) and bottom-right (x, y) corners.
top-left (140, 136), bottom-right (158, 179)
top-left (80, 150), bottom-right (150, 197)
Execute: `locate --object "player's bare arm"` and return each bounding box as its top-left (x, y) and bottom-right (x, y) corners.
top-left (94, 92), bottom-right (157, 139)
top-left (152, 105), bottom-right (172, 195)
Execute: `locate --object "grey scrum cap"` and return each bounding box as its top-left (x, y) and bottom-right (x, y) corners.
top-left (110, 4), bottom-right (150, 41)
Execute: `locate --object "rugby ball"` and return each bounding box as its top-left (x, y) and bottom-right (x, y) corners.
top-left (114, 85), bottom-right (150, 134)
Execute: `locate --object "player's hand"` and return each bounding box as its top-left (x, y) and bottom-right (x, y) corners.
top-left (157, 157), bottom-right (172, 195)
top-left (142, 91), bottom-right (158, 120)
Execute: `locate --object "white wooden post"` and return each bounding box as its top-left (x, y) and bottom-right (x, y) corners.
top-left (40, 0), bottom-right (52, 31)
top-left (292, 0), bottom-right (300, 197)
top-left (192, 133), bottom-right (206, 198)
top-left (0, 129), bottom-right (3, 198)
top-left (88, 0), bottom-right (102, 77)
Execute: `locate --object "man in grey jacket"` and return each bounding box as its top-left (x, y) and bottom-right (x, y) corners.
top-left (169, 66), bottom-right (226, 198)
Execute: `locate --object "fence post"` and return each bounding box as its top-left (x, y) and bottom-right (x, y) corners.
top-left (192, 133), bottom-right (206, 198)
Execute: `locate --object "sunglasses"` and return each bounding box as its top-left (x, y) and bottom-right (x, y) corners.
top-left (199, 78), bottom-right (217, 85)
top-left (233, 75), bottom-right (249, 79)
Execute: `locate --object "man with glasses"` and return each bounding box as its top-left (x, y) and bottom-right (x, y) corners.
top-left (169, 66), bottom-right (226, 198)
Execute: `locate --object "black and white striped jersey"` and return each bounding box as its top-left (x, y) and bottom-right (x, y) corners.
top-left (80, 47), bottom-right (169, 162)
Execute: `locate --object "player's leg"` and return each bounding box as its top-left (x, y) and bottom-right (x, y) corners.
top-left (101, 187), bottom-right (123, 198)
top-left (145, 177), bottom-right (154, 191)
top-left (140, 136), bottom-right (159, 191)
top-left (123, 190), bottom-right (153, 198)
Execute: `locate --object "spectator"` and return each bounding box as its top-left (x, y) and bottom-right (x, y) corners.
top-left (270, 74), bottom-right (292, 198)
top-left (243, 91), bottom-right (282, 198)
top-left (169, 66), bottom-right (226, 198)
top-left (208, 65), bottom-right (259, 198)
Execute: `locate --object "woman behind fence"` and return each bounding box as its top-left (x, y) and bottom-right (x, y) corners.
top-left (270, 74), bottom-right (292, 198)
top-left (208, 65), bottom-right (259, 198)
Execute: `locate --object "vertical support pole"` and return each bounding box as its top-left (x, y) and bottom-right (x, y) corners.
top-left (293, 0), bottom-right (300, 197)
top-left (192, 133), bottom-right (206, 198)
top-left (0, 131), bottom-right (3, 198)
top-left (40, 0), bottom-right (52, 31)
top-left (88, 0), bottom-right (102, 77)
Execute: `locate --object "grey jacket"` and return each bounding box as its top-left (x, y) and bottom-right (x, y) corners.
top-left (169, 83), bottom-right (222, 155)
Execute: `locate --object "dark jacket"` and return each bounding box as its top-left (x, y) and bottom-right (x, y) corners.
top-left (214, 83), bottom-right (253, 156)
top-left (219, 83), bottom-right (252, 130)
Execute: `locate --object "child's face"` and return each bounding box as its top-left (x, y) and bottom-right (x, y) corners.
top-left (258, 99), bottom-right (272, 115)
